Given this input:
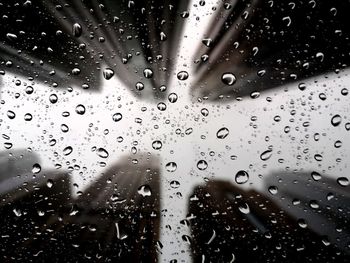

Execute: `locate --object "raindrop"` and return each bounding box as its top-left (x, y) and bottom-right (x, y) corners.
top-left (25, 86), bottom-right (34, 94)
top-left (238, 202), bottom-right (250, 214)
top-left (75, 104), bottom-right (86, 115)
top-left (49, 94), bottom-right (58, 103)
top-left (7, 110), bottom-right (15, 119)
top-left (24, 113), bottom-right (33, 121)
top-left (103, 68), bottom-right (114, 80)
top-left (168, 93), bottom-right (178, 103)
top-left (72, 23), bottom-right (82, 37)
top-left (268, 186), bottom-right (278, 195)
top-left (137, 185), bottom-right (152, 197)
top-left (157, 102), bottom-right (167, 111)
top-left (298, 219), bottom-right (307, 228)
top-left (331, 114), bottom-right (342, 127)
top-left (143, 68), bottom-right (153, 78)
top-left (314, 154), bottom-right (323, 161)
top-left (177, 71), bottom-right (189, 80)
top-left (152, 140), bottom-right (162, 150)
top-left (235, 170), bottom-right (249, 184)
top-left (221, 73), bottom-right (236, 86)
top-left (135, 82), bottom-right (144, 91)
top-left (32, 163), bottom-right (41, 174)
top-left (201, 108), bottom-right (209, 117)
top-left (97, 148), bottom-right (109, 158)
top-left (197, 160), bottom-right (208, 171)
top-left (260, 149), bottom-right (272, 161)
top-left (170, 180), bottom-right (180, 189)
top-left (202, 38), bottom-right (212, 47)
top-left (298, 83), bottom-right (306, 91)
top-left (311, 171), bottom-right (322, 181)
top-left (216, 127), bottom-right (229, 139)
top-left (337, 177), bottom-right (349, 187)
top-left (166, 162), bottom-right (177, 172)
top-left (112, 113), bottom-right (123, 122)
top-left (63, 146), bottom-right (73, 156)
top-left (46, 179), bottom-right (53, 188)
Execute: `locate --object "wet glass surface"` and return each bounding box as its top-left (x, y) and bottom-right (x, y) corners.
top-left (0, 0), bottom-right (349, 262)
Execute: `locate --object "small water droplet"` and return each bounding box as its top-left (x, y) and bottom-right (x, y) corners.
top-left (201, 108), bottom-right (209, 117)
top-left (170, 180), bottom-right (180, 189)
top-left (235, 170), bottom-right (249, 184)
top-left (311, 171), bottom-right (322, 181)
top-left (7, 110), bottom-right (15, 119)
top-left (268, 186), bottom-right (278, 195)
top-left (157, 102), bottom-right (167, 111)
top-left (168, 93), bottom-right (178, 103)
top-left (46, 179), bottom-right (53, 188)
top-left (24, 113), bottom-right (33, 121)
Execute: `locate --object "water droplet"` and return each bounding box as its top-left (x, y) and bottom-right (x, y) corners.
top-left (298, 83), bottom-right (306, 91)
top-left (135, 82), bottom-right (144, 91)
top-left (168, 93), bottom-right (178, 103)
top-left (311, 171), bottom-right (322, 181)
top-left (166, 162), bottom-right (177, 172)
top-left (97, 148), bottom-right (109, 158)
top-left (238, 202), bottom-right (250, 214)
top-left (75, 104), bottom-right (86, 115)
top-left (49, 94), bottom-right (58, 103)
top-left (260, 149), bottom-right (273, 161)
top-left (46, 179), bottom-right (53, 188)
top-left (112, 113), bottom-right (123, 122)
top-left (268, 186), bottom-right (278, 195)
top-left (221, 73), bottom-right (236, 86)
top-left (61, 124), bottom-right (69, 132)
top-left (331, 114), bottom-right (342, 127)
top-left (63, 146), bottom-right (73, 156)
top-left (32, 163), bottom-right (41, 174)
top-left (157, 102), bottom-right (167, 111)
top-left (216, 127), bottom-right (229, 139)
top-left (298, 218), bottom-right (307, 228)
top-left (143, 68), bottom-right (153, 78)
top-left (202, 38), bottom-right (212, 47)
top-left (7, 110), bottom-right (15, 119)
top-left (72, 23), bottom-right (82, 37)
top-left (24, 113), bottom-right (33, 121)
top-left (25, 86), bottom-right (34, 94)
top-left (103, 68), bottom-right (114, 80)
top-left (72, 68), bottom-right (81, 75)
top-left (152, 140), bottom-right (162, 150)
top-left (235, 170), bottom-right (249, 184)
top-left (337, 177), bottom-right (349, 187)
top-left (197, 160), bottom-right (208, 170)
top-left (201, 108), bottom-right (209, 117)
top-left (314, 154), bottom-right (323, 161)
top-left (137, 185), bottom-right (152, 197)
top-left (177, 71), bottom-right (189, 80)
top-left (170, 180), bottom-right (180, 189)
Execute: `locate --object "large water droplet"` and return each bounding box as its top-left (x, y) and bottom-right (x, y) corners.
top-left (311, 171), bottom-right (322, 181)
top-left (331, 114), bottom-right (342, 127)
top-left (168, 93), bottom-right (178, 103)
top-left (75, 104), bottom-right (86, 115)
top-left (143, 68), bottom-right (153, 78)
top-left (235, 170), bottom-right (249, 184)
top-left (103, 68), bottom-right (114, 80)
top-left (221, 73), bottom-right (236, 86)
top-left (7, 110), bottom-right (15, 119)
top-left (170, 180), bottom-right (180, 189)
top-left (63, 146), bottom-right (73, 156)
top-left (260, 149), bottom-right (273, 161)
top-left (112, 113), bottom-right (123, 122)
top-left (216, 127), bottom-right (229, 139)
top-left (197, 160), bottom-right (208, 170)
top-left (152, 140), bottom-right (162, 150)
top-left (49, 94), bottom-right (58, 104)
top-left (177, 71), bottom-right (189, 80)
top-left (32, 163), bottom-right (41, 174)
top-left (137, 185), bottom-right (152, 197)
top-left (337, 177), bottom-right (349, 187)
top-left (166, 162), bottom-right (177, 172)
top-left (97, 148), bottom-right (109, 158)
top-left (72, 23), bottom-right (82, 37)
